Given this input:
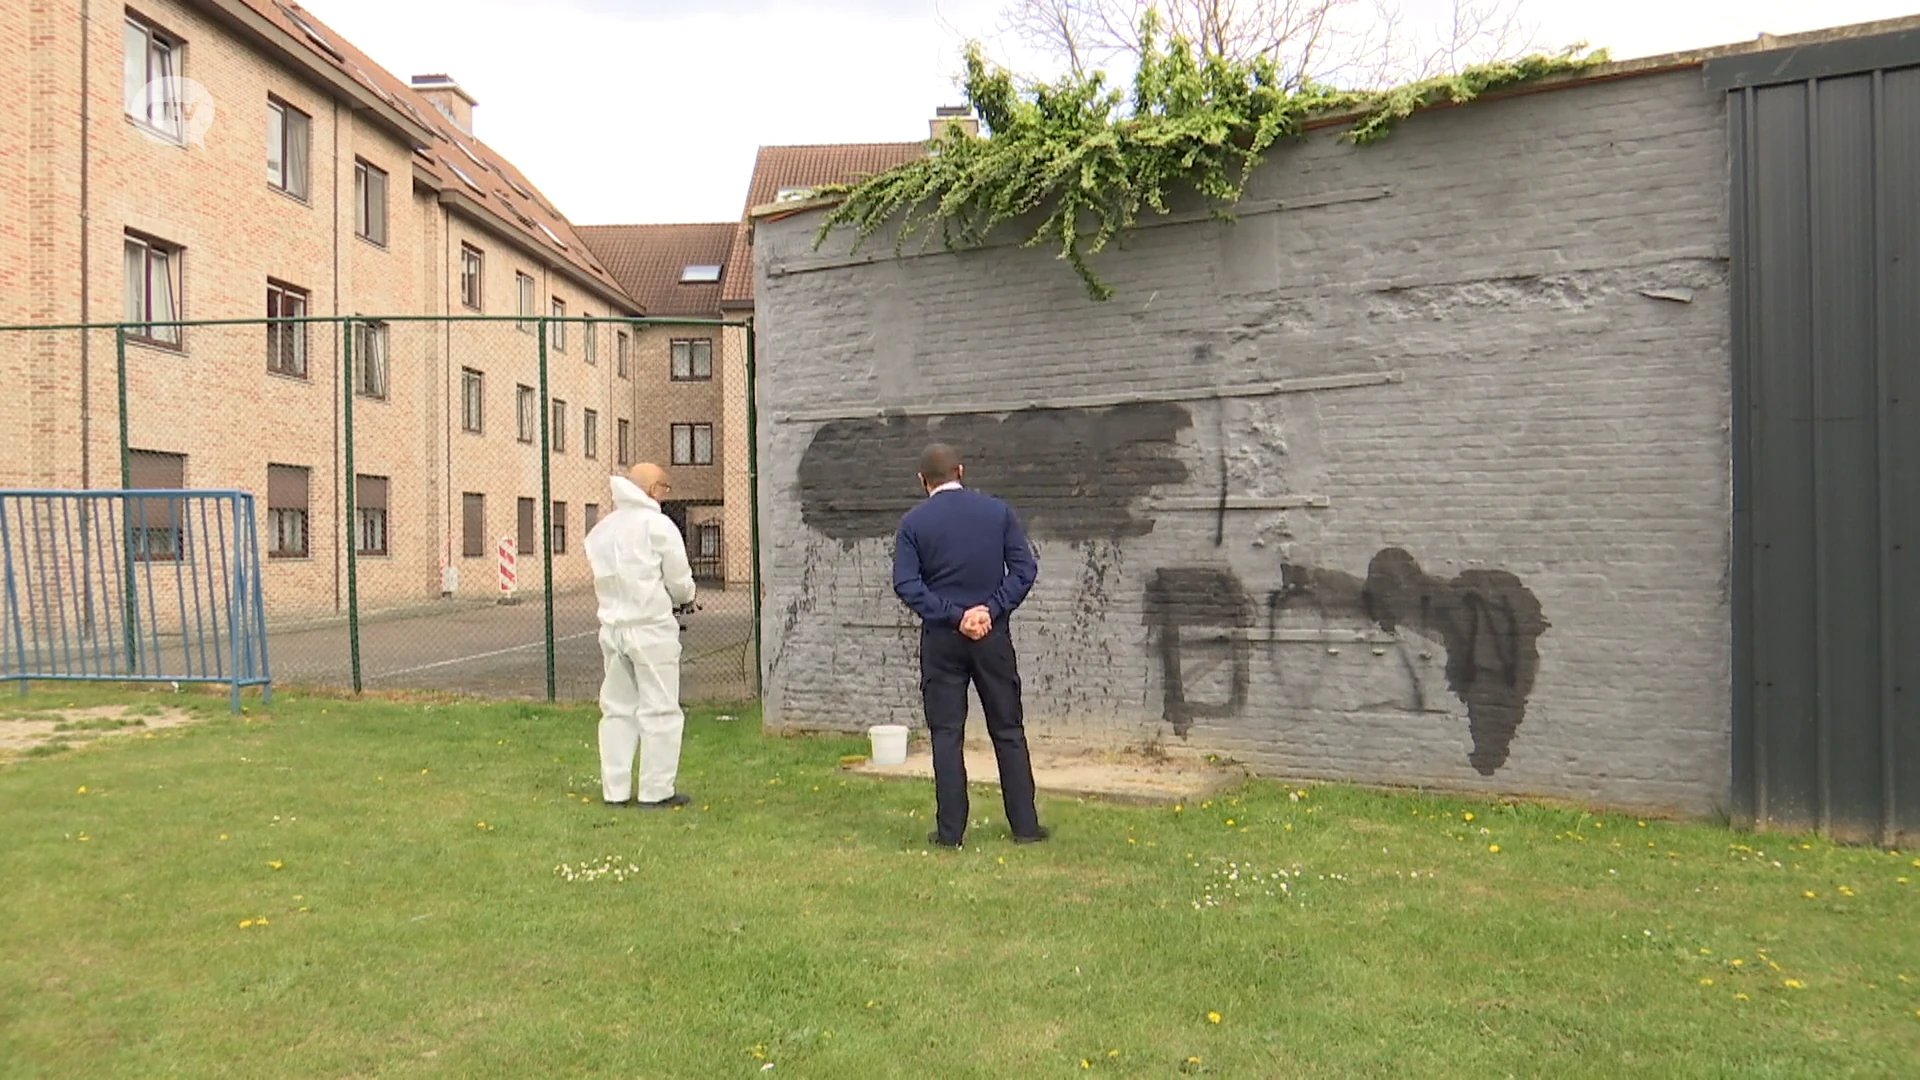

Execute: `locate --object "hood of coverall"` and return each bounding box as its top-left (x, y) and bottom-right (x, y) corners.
top-left (609, 474), bottom-right (659, 512)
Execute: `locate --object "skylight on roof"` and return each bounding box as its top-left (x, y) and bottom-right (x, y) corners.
top-left (680, 264), bottom-right (722, 283)
top-left (455, 140), bottom-right (490, 172)
top-left (277, 3), bottom-right (343, 61)
top-left (774, 186), bottom-right (813, 202)
top-left (536, 221), bottom-right (569, 251)
top-left (505, 177), bottom-right (533, 200)
top-left (441, 157), bottom-right (484, 194)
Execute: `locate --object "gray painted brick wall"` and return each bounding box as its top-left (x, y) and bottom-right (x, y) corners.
top-left (751, 69), bottom-right (1735, 815)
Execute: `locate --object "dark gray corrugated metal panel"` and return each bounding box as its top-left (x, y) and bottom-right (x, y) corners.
top-left (1715, 28), bottom-right (1920, 846)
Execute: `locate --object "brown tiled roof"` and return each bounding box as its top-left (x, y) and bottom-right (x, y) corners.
top-left (210, 0), bottom-right (637, 309)
top-left (576, 223), bottom-right (736, 318)
top-left (720, 142), bottom-right (927, 307)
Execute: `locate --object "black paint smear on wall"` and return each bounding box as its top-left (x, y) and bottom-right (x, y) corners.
top-left (1157, 548), bottom-right (1549, 775)
top-left (796, 404), bottom-right (1193, 542)
top-left (1144, 568), bottom-right (1252, 737)
top-left (1350, 549), bottom-right (1548, 776)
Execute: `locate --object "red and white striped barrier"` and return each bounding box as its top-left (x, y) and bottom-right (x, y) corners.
top-left (498, 536), bottom-right (517, 597)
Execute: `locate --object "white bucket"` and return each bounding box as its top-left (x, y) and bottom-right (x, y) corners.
top-left (868, 724), bottom-right (909, 766)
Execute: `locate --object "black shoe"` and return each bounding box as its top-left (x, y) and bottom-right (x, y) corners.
top-left (927, 830), bottom-right (962, 848)
top-left (1012, 826), bottom-right (1051, 844)
top-left (638, 793), bottom-right (692, 809)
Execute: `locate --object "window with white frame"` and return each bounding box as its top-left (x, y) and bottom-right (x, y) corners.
top-left (551, 398), bottom-right (567, 453)
top-left (550, 298), bottom-right (566, 351)
top-left (266, 280), bottom-right (308, 377)
top-left (616, 330), bottom-right (630, 378)
top-left (124, 232), bottom-right (182, 346)
top-left (582, 313), bottom-right (597, 365)
top-left (583, 408), bottom-right (599, 459)
top-left (616, 418), bottom-right (631, 466)
top-left (266, 98), bottom-right (311, 199)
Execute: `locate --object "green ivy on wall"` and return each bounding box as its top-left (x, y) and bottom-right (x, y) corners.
top-left (814, 15), bottom-right (1606, 301)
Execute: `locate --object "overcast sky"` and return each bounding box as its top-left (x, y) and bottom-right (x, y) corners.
top-left (299, 0), bottom-right (1918, 226)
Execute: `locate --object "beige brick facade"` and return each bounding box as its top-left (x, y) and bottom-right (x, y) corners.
top-left (1, 0), bottom-right (646, 625)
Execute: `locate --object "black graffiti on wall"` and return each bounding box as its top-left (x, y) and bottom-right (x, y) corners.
top-left (1148, 548), bottom-right (1548, 775)
top-left (796, 404), bottom-right (1192, 542)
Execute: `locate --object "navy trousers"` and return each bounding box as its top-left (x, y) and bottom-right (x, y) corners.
top-left (919, 620), bottom-right (1041, 842)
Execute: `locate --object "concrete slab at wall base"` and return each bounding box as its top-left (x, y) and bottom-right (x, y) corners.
top-left (843, 739), bottom-right (1247, 806)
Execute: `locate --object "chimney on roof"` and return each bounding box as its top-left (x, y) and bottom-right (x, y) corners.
top-left (930, 104), bottom-right (979, 141)
top-left (410, 74), bottom-right (478, 135)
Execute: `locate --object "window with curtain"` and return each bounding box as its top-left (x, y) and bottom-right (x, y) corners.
top-left (266, 281), bottom-right (308, 377)
top-left (267, 464), bottom-right (310, 559)
top-left (267, 98), bottom-right (310, 199)
top-left (354, 159), bottom-right (388, 245)
top-left (123, 17), bottom-right (182, 140)
top-left (124, 233), bottom-right (182, 346)
top-left (353, 321), bottom-right (389, 399)
top-left (355, 475), bottom-right (388, 556)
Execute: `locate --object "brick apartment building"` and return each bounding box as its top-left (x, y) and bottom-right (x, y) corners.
top-left (576, 223), bottom-right (749, 588)
top-left (573, 127), bottom-right (955, 592)
top-left (1, 0), bottom-right (650, 622)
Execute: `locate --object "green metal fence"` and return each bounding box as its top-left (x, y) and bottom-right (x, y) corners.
top-left (0, 314), bottom-right (761, 704)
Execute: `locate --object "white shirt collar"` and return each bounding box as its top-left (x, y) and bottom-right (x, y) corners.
top-left (927, 480), bottom-right (963, 497)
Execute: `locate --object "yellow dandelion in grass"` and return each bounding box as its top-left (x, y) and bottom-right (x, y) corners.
top-left (1081, 1061), bottom-right (1091, 1070)
top-left (1731, 959), bottom-right (1745, 967)
top-left (1174, 804), bottom-right (1184, 813)
top-left (1783, 979), bottom-right (1805, 989)
top-left (1463, 812), bottom-right (1475, 822)
top-left (1187, 1057), bottom-right (1204, 1065)
top-left (219, 834), bottom-right (229, 841)
top-left (1838, 885), bottom-right (1856, 896)
top-left (1700, 978), bottom-right (1715, 986)
top-left (267, 860), bottom-right (284, 870)
top-left (1488, 844), bottom-right (1501, 853)
top-left (76, 786), bottom-right (87, 794)
top-left (1735, 992), bottom-right (1750, 1001)
top-left (238, 919), bottom-right (253, 929)
top-left (1699, 948), bottom-right (1712, 955)
top-left (1804, 890), bottom-right (1817, 898)
top-left (1206, 1011), bottom-right (1222, 1024)
top-left (1109, 1050), bottom-right (1121, 1058)
top-left (1224, 819), bottom-right (1236, 827)
top-left (1899, 877), bottom-right (1910, 885)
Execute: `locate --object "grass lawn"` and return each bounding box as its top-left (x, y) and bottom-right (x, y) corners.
top-left (1, 687), bottom-right (1916, 1078)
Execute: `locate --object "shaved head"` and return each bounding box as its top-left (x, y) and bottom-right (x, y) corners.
top-left (918, 443), bottom-right (961, 485)
top-left (628, 462), bottom-right (670, 501)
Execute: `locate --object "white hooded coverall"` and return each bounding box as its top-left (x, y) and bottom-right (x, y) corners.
top-left (585, 475), bottom-right (696, 803)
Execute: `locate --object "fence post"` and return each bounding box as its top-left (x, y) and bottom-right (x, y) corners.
top-left (744, 323), bottom-right (763, 698)
top-left (343, 319), bottom-right (362, 694)
top-left (538, 317), bottom-right (555, 702)
top-left (116, 325), bottom-right (137, 674)
top-left (0, 500), bottom-right (26, 696)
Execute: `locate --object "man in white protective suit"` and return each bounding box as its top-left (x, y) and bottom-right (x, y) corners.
top-left (586, 462), bottom-right (696, 808)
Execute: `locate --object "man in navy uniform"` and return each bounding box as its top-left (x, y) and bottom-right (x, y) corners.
top-left (891, 443), bottom-right (1048, 847)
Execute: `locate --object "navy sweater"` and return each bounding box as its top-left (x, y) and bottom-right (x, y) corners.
top-left (892, 487), bottom-right (1038, 630)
